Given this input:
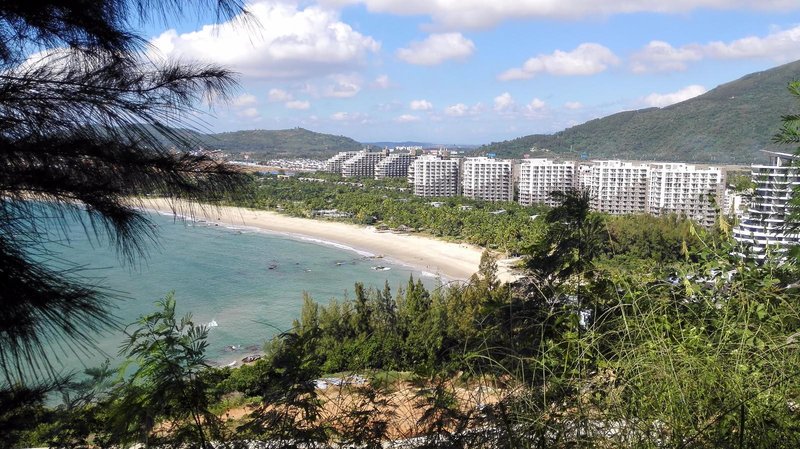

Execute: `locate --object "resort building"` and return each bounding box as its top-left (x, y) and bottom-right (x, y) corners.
top-left (733, 151), bottom-right (800, 253)
top-left (325, 151), bottom-right (360, 174)
top-left (583, 160), bottom-right (650, 215)
top-left (341, 150), bottom-right (388, 178)
top-left (375, 151), bottom-right (418, 179)
top-left (518, 158), bottom-right (576, 206)
top-left (408, 155), bottom-right (460, 197)
top-left (647, 163), bottom-right (724, 227)
top-left (461, 157), bottom-right (513, 202)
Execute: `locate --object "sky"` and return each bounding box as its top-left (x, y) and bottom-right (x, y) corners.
top-left (144, 0), bottom-right (800, 145)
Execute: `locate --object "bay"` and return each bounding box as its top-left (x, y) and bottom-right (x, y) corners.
top-left (38, 209), bottom-right (437, 375)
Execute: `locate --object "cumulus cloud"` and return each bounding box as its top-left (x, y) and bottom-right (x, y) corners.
top-left (285, 100), bottom-right (311, 110)
top-left (564, 101), bottom-right (583, 110)
top-left (499, 43), bottom-right (619, 80)
top-left (632, 25), bottom-right (800, 73)
top-left (324, 75), bottom-right (362, 98)
top-left (493, 92), bottom-right (515, 112)
top-left (396, 33), bottom-right (475, 65)
top-left (268, 88), bottom-right (293, 102)
top-left (318, 0), bottom-right (798, 30)
top-left (237, 107), bottom-right (261, 119)
top-left (444, 103), bottom-right (469, 116)
top-left (443, 102), bottom-right (483, 116)
top-left (410, 99), bottom-right (433, 111)
top-left (232, 93), bottom-right (258, 107)
top-left (396, 114), bottom-right (421, 122)
top-left (526, 98), bottom-right (546, 111)
top-left (371, 74), bottom-right (392, 89)
top-left (330, 111), bottom-right (369, 122)
top-left (149, 1), bottom-right (380, 79)
top-left (642, 84), bottom-right (707, 107)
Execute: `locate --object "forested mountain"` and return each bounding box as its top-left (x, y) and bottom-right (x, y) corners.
top-left (202, 128), bottom-right (362, 157)
top-left (480, 59), bottom-right (800, 164)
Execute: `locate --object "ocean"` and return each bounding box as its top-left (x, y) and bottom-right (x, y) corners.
top-left (34, 209), bottom-right (438, 376)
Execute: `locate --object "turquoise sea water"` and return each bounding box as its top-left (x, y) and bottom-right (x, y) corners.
top-left (38, 210), bottom-right (437, 375)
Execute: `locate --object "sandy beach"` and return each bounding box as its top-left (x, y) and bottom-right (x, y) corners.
top-left (137, 198), bottom-right (520, 283)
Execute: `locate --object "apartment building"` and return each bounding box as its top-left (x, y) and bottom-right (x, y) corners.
top-left (585, 160), bottom-right (650, 215)
top-left (461, 157), bottom-right (513, 202)
top-left (733, 151), bottom-right (800, 252)
top-left (375, 151), bottom-right (418, 179)
top-left (325, 151), bottom-right (360, 174)
top-left (408, 155), bottom-right (460, 197)
top-left (341, 150), bottom-right (388, 178)
top-left (518, 159), bottom-right (576, 206)
top-left (647, 163), bottom-right (723, 227)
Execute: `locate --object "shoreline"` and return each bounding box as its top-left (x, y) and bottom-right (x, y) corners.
top-left (136, 198), bottom-right (521, 283)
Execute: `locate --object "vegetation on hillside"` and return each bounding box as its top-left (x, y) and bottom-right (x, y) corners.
top-left (8, 193), bottom-right (800, 448)
top-left (480, 60), bottom-right (800, 164)
top-left (203, 128), bottom-right (362, 158)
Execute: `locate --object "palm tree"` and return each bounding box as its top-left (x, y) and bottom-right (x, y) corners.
top-left (0, 0), bottom-right (250, 387)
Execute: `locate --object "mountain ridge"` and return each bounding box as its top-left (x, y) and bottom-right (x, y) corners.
top-left (479, 60), bottom-right (800, 164)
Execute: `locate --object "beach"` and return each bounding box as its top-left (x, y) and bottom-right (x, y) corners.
top-left (137, 198), bottom-right (521, 283)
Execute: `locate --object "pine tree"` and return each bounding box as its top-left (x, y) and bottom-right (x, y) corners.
top-left (0, 0), bottom-right (250, 387)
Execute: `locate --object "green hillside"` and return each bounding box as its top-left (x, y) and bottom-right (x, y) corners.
top-left (481, 60), bottom-right (800, 164)
top-left (200, 127), bottom-right (362, 158)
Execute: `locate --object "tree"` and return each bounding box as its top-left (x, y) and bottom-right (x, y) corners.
top-left (110, 294), bottom-right (225, 448)
top-left (0, 0), bottom-right (250, 387)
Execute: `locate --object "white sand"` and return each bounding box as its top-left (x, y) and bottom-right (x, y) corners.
top-left (137, 198), bottom-right (520, 283)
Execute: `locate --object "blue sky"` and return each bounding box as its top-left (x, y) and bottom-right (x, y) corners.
top-left (145, 1), bottom-right (800, 144)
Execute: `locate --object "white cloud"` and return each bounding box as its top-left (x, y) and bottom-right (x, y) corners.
top-left (268, 88), bottom-right (293, 102)
top-left (324, 74), bottom-right (362, 98)
top-left (499, 43), bottom-right (619, 80)
top-left (396, 114), bottom-right (421, 122)
top-left (631, 41), bottom-right (706, 73)
top-left (149, 1), bottom-right (380, 79)
top-left (444, 102), bottom-right (483, 116)
top-left (526, 98), bottom-right (546, 111)
top-left (396, 33), bottom-right (475, 65)
top-left (410, 99), bottom-right (434, 111)
top-left (632, 25), bottom-right (800, 73)
top-left (444, 103), bottom-right (469, 116)
top-left (285, 100), bottom-right (311, 110)
top-left (319, 0), bottom-right (798, 30)
top-left (238, 107), bottom-right (261, 118)
top-left (371, 74), bottom-right (391, 89)
top-left (564, 101), bottom-right (583, 110)
top-left (232, 93), bottom-right (258, 107)
top-left (493, 92), bottom-right (515, 112)
top-left (330, 111), bottom-right (369, 122)
top-left (642, 84), bottom-right (707, 107)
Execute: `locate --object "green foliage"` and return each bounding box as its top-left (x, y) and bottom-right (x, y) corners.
top-left (109, 293), bottom-right (228, 448)
top-left (479, 60), bottom-right (800, 164)
top-left (228, 174), bottom-right (547, 254)
top-left (204, 127), bottom-right (362, 158)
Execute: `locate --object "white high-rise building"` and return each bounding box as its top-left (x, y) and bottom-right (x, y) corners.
top-left (586, 160), bottom-right (650, 215)
top-left (733, 151), bottom-right (800, 253)
top-left (461, 157), bottom-right (513, 202)
top-left (341, 150), bottom-right (388, 178)
top-left (518, 159), bottom-right (576, 206)
top-left (325, 151), bottom-right (360, 174)
top-left (647, 163), bottom-right (723, 227)
top-left (375, 151), bottom-right (418, 179)
top-left (409, 155), bottom-right (460, 197)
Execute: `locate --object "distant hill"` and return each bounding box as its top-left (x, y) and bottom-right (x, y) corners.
top-left (198, 128), bottom-right (362, 158)
top-left (480, 60), bottom-right (800, 164)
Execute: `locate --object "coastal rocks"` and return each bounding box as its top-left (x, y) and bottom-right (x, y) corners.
top-left (242, 354), bottom-right (261, 363)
